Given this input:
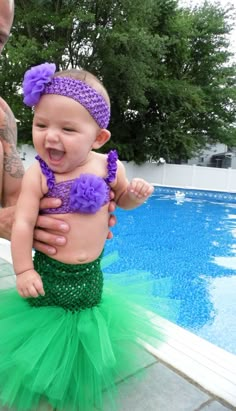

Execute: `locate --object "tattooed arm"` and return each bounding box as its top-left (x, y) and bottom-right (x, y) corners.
top-left (0, 97), bottom-right (24, 206)
top-left (0, 97), bottom-right (24, 240)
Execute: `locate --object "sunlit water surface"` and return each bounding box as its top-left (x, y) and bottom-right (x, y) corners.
top-left (104, 187), bottom-right (236, 355)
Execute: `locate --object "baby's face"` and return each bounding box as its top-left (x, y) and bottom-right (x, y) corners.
top-left (32, 94), bottom-right (100, 174)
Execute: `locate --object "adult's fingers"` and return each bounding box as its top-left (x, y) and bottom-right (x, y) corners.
top-left (36, 215), bottom-right (69, 232)
top-left (34, 227), bottom-right (66, 243)
top-left (39, 197), bottom-right (61, 210)
top-left (108, 214), bottom-right (117, 228)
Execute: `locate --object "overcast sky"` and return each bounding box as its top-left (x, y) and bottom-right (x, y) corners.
top-left (179, 0), bottom-right (236, 60)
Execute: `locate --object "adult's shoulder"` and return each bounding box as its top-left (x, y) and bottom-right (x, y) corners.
top-left (0, 97), bottom-right (13, 117)
top-left (0, 96), bottom-right (18, 145)
top-left (0, 96), bottom-right (8, 110)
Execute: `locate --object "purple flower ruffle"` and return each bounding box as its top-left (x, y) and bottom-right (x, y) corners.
top-left (69, 174), bottom-right (109, 214)
top-left (105, 149), bottom-right (118, 184)
top-left (35, 155), bottom-right (55, 190)
top-left (23, 63), bottom-right (56, 106)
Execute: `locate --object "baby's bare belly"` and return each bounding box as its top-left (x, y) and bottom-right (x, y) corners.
top-left (47, 207), bottom-right (110, 264)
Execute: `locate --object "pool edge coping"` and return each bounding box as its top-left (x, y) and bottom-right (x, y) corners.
top-left (146, 313), bottom-right (236, 408)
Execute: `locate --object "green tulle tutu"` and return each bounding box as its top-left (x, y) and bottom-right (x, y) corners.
top-left (0, 251), bottom-right (178, 411)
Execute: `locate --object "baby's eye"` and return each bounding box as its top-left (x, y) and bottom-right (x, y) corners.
top-left (36, 124), bottom-right (46, 128)
top-left (63, 127), bottom-right (75, 132)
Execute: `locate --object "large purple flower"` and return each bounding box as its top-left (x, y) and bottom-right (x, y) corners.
top-left (23, 63), bottom-right (56, 106)
top-left (70, 174), bottom-right (109, 214)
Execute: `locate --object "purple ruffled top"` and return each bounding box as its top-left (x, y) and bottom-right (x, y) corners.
top-left (69, 174), bottom-right (109, 214)
top-left (104, 150), bottom-right (118, 184)
top-left (37, 150), bottom-right (118, 215)
top-left (36, 155), bottom-right (55, 189)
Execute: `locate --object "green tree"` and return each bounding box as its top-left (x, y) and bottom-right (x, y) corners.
top-left (0, 0), bottom-right (235, 163)
top-left (139, 1), bottom-right (236, 162)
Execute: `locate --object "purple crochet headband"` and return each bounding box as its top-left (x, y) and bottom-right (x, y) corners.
top-left (22, 62), bottom-right (110, 129)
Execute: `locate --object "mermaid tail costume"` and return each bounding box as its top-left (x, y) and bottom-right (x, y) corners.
top-left (0, 151), bottom-right (175, 411)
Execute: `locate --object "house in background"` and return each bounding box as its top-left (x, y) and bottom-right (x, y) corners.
top-left (187, 143), bottom-right (236, 169)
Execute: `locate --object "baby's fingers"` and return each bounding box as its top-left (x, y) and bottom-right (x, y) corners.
top-left (22, 279), bottom-right (45, 298)
top-left (26, 285), bottom-right (40, 298)
top-left (34, 278), bottom-right (45, 297)
top-left (130, 179), bottom-right (153, 198)
top-left (129, 179), bottom-right (144, 196)
top-left (17, 285), bottom-right (37, 298)
top-left (144, 185), bottom-right (154, 197)
top-left (136, 184), bottom-right (153, 198)
top-left (17, 286), bottom-right (27, 298)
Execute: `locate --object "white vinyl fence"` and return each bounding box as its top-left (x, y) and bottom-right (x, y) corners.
top-left (19, 144), bottom-right (236, 193)
top-left (123, 162), bottom-right (236, 193)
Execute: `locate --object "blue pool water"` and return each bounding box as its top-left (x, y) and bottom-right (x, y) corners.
top-left (104, 187), bottom-right (236, 355)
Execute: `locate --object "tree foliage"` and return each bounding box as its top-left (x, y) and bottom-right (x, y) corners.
top-left (0, 0), bottom-right (236, 163)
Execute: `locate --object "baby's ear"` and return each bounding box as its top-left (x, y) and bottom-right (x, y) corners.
top-left (92, 129), bottom-right (111, 149)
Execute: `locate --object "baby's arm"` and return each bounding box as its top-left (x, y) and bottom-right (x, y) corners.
top-left (11, 163), bottom-right (45, 298)
top-left (112, 161), bottom-right (154, 210)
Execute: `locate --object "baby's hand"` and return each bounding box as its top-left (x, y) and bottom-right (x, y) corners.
top-left (16, 269), bottom-right (45, 298)
top-left (128, 178), bottom-right (154, 202)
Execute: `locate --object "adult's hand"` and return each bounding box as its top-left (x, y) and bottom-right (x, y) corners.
top-left (0, 201), bottom-right (69, 254)
top-left (33, 198), bottom-right (69, 256)
top-left (107, 190), bottom-right (117, 239)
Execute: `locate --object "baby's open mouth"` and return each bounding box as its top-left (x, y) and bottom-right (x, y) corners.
top-left (48, 149), bottom-right (65, 161)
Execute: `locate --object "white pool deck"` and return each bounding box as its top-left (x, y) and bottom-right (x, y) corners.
top-left (0, 239), bottom-right (235, 411)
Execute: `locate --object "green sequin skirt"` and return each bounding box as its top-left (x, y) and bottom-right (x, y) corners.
top-left (28, 251), bottom-right (104, 311)
top-left (0, 252), bottom-right (178, 411)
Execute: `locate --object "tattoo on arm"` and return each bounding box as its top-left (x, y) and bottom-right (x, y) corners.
top-left (4, 145), bottom-right (24, 178)
top-left (0, 104), bottom-right (24, 179)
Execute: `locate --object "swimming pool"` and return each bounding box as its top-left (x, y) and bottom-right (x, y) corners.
top-left (104, 187), bottom-right (236, 356)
